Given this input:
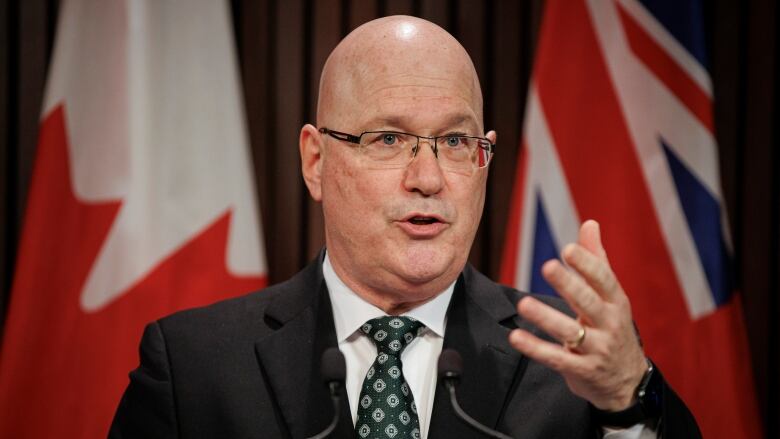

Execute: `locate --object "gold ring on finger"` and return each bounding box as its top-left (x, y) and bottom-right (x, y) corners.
top-left (564, 325), bottom-right (586, 350)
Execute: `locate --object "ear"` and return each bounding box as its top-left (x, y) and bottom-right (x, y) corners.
top-left (486, 130), bottom-right (497, 145)
top-left (482, 130), bottom-right (497, 176)
top-left (300, 124), bottom-right (323, 201)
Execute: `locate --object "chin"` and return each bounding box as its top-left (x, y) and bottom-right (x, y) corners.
top-left (398, 267), bottom-right (444, 285)
top-left (396, 247), bottom-right (457, 286)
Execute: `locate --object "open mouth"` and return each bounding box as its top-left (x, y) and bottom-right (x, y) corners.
top-left (408, 216), bottom-right (440, 226)
top-left (398, 213), bottom-right (447, 237)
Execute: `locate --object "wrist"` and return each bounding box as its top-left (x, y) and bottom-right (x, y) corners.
top-left (597, 355), bottom-right (651, 411)
top-left (591, 358), bottom-right (663, 428)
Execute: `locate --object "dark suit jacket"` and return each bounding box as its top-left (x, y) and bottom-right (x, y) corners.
top-left (109, 255), bottom-right (701, 438)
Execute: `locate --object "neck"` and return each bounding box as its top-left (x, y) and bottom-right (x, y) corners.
top-left (325, 252), bottom-right (453, 315)
top-left (357, 290), bottom-right (438, 315)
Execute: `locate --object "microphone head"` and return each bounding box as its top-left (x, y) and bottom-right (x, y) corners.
top-left (438, 348), bottom-right (463, 381)
top-left (321, 347), bottom-right (347, 383)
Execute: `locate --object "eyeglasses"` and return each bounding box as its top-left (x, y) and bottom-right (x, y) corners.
top-left (318, 128), bottom-right (495, 172)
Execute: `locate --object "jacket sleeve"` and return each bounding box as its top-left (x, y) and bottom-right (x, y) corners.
top-left (108, 321), bottom-right (179, 439)
top-left (659, 373), bottom-right (702, 439)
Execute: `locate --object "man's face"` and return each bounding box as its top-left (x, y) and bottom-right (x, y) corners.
top-left (303, 22), bottom-right (494, 308)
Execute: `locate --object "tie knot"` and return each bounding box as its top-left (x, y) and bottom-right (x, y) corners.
top-left (360, 316), bottom-right (425, 355)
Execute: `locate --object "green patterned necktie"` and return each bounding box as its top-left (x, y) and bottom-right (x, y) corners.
top-left (355, 316), bottom-right (425, 439)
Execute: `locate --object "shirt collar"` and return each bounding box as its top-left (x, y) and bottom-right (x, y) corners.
top-left (323, 252), bottom-right (454, 343)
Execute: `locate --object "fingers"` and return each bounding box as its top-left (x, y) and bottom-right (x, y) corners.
top-left (541, 220), bottom-right (626, 324)
top-left (561, 243), bottom-right (623, 304)
top-left (516, 296), bottom-right (586, 348)
top-left (510, 221), bottom-right (647, 410)
top-left (578, 219), bottom-right (608, 261)
top-left (542, 259), bottom-right (608, 327)
top-left (508, 328), bottom-right (588, 373)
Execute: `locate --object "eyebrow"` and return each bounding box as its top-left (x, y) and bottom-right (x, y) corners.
top-left (366, 113), bottom-right (479, 133)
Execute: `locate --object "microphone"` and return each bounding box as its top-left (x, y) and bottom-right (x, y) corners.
top-left (306, 348), bottom-right (346, 439)
top-left (438, 349), bottom-right (514, 439)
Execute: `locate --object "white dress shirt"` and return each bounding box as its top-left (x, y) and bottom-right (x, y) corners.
top-left (324, 254), bottom-right (452, 438)
top-left (322, 253), bottom-right (655, 439)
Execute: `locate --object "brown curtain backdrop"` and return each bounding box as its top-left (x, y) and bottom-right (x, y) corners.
top-left (1, 0), bottom-right (778, 435)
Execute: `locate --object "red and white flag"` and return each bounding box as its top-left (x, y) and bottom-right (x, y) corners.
top-left (501, 0), bottom-right (761, 437)
top-left (0, 0), bottom-right (267, 436)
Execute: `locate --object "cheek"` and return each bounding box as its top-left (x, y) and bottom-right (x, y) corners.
top-left (449, 174), bottom-right (487, 225)
top-left (321, 161), bottom-right (389, 235)
top-left (323, 166), bottom-right (357, 220)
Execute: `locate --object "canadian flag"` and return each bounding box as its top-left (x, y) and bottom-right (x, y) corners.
top-left (0, 0), bottom-right (267, 437)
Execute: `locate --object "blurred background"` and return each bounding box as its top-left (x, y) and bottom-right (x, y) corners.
top-left (0, 0), bottom-right (777, 437)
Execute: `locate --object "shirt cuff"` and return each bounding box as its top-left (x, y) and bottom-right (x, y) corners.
top-left (602, 422), bottom-right (658, 439)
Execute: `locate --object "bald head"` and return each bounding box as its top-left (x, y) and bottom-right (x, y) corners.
top-left (317, 16), bottom-right (483, 131)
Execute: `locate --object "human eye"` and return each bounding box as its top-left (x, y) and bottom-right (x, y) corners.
top-left (382, 133), bottom-right (399, 145)
top-left (366, 132), bottom-right (405, 147)
top-left (440, 134), bottom-right (472, 149)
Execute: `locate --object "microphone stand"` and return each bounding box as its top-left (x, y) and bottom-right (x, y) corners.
top-left (439, 349), bottom-right (514, 439)
top-left (307, 381), bottom-right (342, 439)
top-left (305, 348), bottom-right (346, 439)
top-left (442, 379), bottom-right (513, 439)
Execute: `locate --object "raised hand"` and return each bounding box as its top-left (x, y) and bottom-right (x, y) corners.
top-left (508, 220), bottom-right (648, 411)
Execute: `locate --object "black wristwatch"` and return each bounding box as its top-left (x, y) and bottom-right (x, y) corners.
top-left (591, 359), bottom-right (663, 428)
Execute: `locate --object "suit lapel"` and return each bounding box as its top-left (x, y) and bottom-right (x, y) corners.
top-left (253, 258), bottom-right (534, 438)
top-left (429, 265), bottom-right (528, 439)
top-left (254, 256), bottom-right (354, 439)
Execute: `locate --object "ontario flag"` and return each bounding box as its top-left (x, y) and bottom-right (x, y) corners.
top-left (501, 0), bottom-right (762, 437)
top-left (0, 0), bottom-right (267, 437)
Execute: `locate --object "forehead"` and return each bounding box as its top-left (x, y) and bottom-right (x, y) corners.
top-left (317, 17), bottom-right (485, 133)
top-left (350, 71), bottom-right (482, 133)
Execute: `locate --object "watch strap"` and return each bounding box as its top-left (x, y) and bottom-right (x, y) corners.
top-left (591, 359), bottom-right (662, 428)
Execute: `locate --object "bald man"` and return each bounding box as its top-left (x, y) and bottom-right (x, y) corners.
top-left (110, 16), bottom-right (700, 439)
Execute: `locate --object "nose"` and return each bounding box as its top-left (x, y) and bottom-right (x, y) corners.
top-left (402, 139), bottom-right (445, 196)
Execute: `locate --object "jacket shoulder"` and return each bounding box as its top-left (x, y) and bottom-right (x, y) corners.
top-left (156, 282), bottom-right (278, 340)
top-left (462, 264), bottom-right (574, 319)
top-left (156, 257), bottom-right (322, 345)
